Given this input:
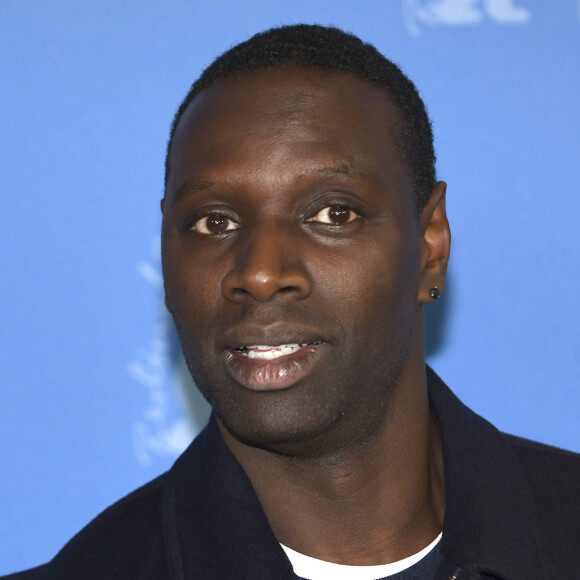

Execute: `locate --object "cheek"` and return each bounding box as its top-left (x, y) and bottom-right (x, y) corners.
top-left (171, 272), bottom-right (221, 326)
top-left (315, 235), bottom-right (418, 308)
top-left (162, 241), bottom-right (226, 327)
top-left (316, 238), bottom-right (420, 359)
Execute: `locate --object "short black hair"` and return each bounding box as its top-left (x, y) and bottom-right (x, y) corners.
top-left (165, 24), bottom-right (436, 210)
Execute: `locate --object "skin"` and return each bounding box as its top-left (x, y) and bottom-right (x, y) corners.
top-left (161, 66), bottom-right (450, 565)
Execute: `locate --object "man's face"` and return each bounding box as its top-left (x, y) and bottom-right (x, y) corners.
top-left (162, 67), bottom-right (429, 457)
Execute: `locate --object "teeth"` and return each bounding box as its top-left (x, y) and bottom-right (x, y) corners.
top-left (234, 341), bottom-right (322, 360)
top-left (249, 344), bottom-right (299, 351)
top-left (241, 344), bottom-right (302, 360)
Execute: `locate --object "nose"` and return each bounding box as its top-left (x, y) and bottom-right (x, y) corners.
top-left (221, 221), bottom-right (312, 303)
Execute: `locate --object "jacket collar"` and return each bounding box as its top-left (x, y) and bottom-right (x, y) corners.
top-left (163, 367), bottom-right (547, 579)
top-left (427, 367), bottom-right (547, 579)
top-left (162, 415), bottom-right (296, 579)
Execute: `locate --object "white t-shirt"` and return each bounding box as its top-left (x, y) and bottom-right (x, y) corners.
top-left (280, 532), bottom-right (442, 580)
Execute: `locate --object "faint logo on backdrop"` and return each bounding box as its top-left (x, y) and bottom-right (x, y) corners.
top-left (403, 0), bottom-right (531, 35)
top-left (128, 235), bottom-right (210, 466)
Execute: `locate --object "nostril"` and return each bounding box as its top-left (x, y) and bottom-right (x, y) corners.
top-left (222, 269), bottom-right (312, 303)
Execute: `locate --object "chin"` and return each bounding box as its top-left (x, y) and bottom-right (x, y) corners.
top-left (208, 388), bottom-right (347, 457)
top-left (223, 421), bottom-right (344, 459)
top-left (217, 390), bottom-right (390, 461)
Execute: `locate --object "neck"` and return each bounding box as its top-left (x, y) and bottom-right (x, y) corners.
top-left (219, 359), bottom-right (445, 566)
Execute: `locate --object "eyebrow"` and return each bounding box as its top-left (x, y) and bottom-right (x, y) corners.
top-left (169, 180), bottom-right (218, 205)
top-left (169, 163), bottom-right (356, 205)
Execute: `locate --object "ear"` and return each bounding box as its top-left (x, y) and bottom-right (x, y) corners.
top-left (164, 291), bottom-right (173, 313)
top-left (159, 197), bottom-right (173, 312)
top-left (417, 181), bottom-right (451, 304)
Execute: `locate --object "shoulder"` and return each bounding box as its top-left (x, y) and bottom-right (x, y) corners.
top-left (2, 420), bottom-right (239, 580)
top-left (4, 474), bottom-right (170, 580)
top-left (504, 433), bottom-right (580, 563)
top-left (505, 433), bottom-right (580, 505)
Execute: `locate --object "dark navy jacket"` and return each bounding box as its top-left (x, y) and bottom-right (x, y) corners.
top-left (5, 368), bottom-right (580, 579)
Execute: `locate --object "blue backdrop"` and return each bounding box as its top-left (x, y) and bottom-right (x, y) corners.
top-left (1, 0), bottom-right (578, 574)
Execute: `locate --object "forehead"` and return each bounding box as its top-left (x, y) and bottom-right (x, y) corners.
top-left (166, 67), bottom-right (408, 196)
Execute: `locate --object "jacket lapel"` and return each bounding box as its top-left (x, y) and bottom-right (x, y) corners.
top-left (428, 367), bottom-right (547, 579)
top-left (162, 416), bottom-right (296, 579)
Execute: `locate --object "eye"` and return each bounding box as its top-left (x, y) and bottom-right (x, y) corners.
top-left (190, 214), bottom-right (240, 235)
top-left (307, 205), bottom-right (359, 226)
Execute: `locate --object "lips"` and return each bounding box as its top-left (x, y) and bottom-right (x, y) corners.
top-left (224, 340), bottom-right (326, 391)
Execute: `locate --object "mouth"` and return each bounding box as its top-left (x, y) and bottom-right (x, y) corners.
top-left (224, 341), bottom-right (326, 391)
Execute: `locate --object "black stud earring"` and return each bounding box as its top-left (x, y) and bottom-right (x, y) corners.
top-left (429, 287), bottom-right (440, 300)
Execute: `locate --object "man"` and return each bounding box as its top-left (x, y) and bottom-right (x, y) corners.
top-left (5, 24), bottom-right (580, 580)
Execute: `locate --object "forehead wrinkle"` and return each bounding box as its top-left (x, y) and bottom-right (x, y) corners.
top-left (309, 163), bottom-right (350, 177)
top-left (259, 80), bottom-right (344, 115)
